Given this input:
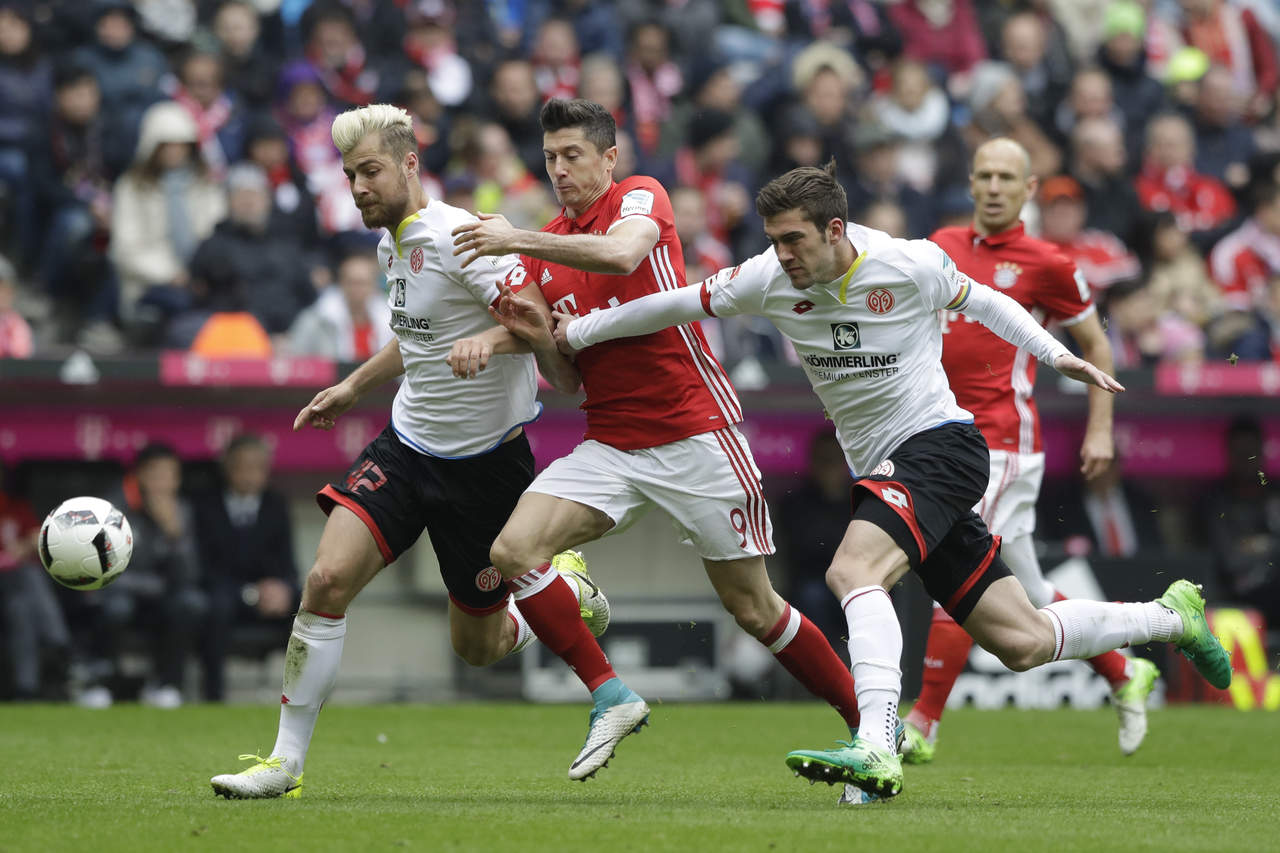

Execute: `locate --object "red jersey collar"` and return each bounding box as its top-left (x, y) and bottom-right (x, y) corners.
top-left (564, 182), bottom-right (617, 232)
top-left (968, 221), bottom-right (1025, 247)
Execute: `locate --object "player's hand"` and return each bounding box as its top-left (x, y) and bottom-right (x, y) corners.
top-left (1053, 354), bottom-right (1125, 394)
top-left (446, 335), bottom-right (494, 379)
top-left (294, 381), bottom-right (358, 431)
top-left (255, 578), bottom-right (293, 618)
top-left (492, 284), bottom-right (553, 345)
top-left (451, 213), bottom-right (518, 268)
top-left (1079, 432), bottom-right (1114, 481)
top-left (551, 311), bottom-right (580, 356)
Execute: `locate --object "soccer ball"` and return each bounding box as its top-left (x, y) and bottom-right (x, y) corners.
top-left (38, 497), bottom-right (133, 590)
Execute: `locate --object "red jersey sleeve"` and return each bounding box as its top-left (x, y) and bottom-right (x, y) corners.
top-left (609, 176), bottom-right (674, 233)
top-left (1037, 255), bottom-right (1094, 325)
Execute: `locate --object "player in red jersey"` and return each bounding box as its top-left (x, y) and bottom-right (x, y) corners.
top-left (448, 99), bottom-right (865, 784)
top-left (902, 138), bottom-right (1159, 762)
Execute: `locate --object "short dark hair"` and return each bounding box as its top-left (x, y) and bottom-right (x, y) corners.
top-left (1250, 181), bottom-right (1280, 214)
top-left (223, 432), bottom-right (268, 459)
top-left (134, 442), bottom-right (179, 468)
top-left (755, 158), bottom-right (848, 232)
top-left (539, 98), bottom-right (616, 153)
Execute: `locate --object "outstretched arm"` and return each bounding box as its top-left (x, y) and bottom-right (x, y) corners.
top-left (957, 280), bottom-right (1124, 394)
top-left (1065, 311), bottom-right (1116, 479)
top-left (452, 214), bottom-right (659, 274)
top-left (294, 338), bottom-right (403, 431)
top-left (553, 283), bottom-right (709, 354)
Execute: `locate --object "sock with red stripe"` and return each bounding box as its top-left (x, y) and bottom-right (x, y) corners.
top-left (1050, 591), bottom-right (1131, 688)
top-left (272, 609), bottom-right (346, 775)
top-left (506, 597), bottom-right (534, 656)
top-left (907, 605), bottom-right (973, 733)
top-left (1041, 599), bottom-right (1182, 660)
top-left (762, 603), bottom-right (860, 731)
top-left (508, 563), bottom-right (616, 691)
top-left (841, 586), bottom-right (902, 753)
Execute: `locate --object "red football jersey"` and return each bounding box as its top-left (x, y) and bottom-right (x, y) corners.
top-left (932, 223), bottom-right (1095, 454)
top-left (516, 176), bottom-right (740, 450)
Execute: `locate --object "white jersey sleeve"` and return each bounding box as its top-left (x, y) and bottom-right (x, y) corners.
top-left (427, 207), bottom-right (523, 308)
top-left (702, 251), bottom-right (776, 318)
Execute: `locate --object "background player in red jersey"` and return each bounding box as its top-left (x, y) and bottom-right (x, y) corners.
top-left (448, 99), bottom-right (866, 784)
top-left (903, 138), bottom-right (1159, 762)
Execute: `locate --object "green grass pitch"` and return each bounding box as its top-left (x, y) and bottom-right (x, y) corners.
top-left (2, 702), bottom-right (1277, 852)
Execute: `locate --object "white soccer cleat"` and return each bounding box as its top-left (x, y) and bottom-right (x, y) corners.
top-left (211, 754), bottom-right (303, 799)
top-left (553, 550), bottom-right (611, 638)
top-left (568, 696), bottom-right (650, 781)
top-left (1113, 657), bottom-right (1159, 756)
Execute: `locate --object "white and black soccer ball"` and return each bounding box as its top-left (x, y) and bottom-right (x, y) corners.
top-left (38, 496), bottom-right (133, 590)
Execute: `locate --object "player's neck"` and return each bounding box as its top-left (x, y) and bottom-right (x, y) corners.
top-left (972, 218), bottom-right (1018, 238)
top-left (565, 176), bottom-right (613, 219)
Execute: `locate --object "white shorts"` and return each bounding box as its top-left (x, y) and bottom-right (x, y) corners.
top-left (974, 450), bottom-right (1044, 540)
top-left (527, 426), bottom-right (775, 561)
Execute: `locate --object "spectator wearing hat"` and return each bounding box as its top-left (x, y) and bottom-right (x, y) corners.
top-left (71, 0), bottom-right (167, 134)
top-left (0, 252), bottom-right (31, 357)
top-left (109, 100), bottom-right (226, 340)
top-left (288, 250), bottom-right (392, 362)
top-left (1096, 1), bottom-right (1169, 158)
top-left (1190, 65), bottom-right (1256, 192)
top-left (1135, 111), bottom-right (1237, 238)
top-left (1070, 115), bottom-right (1146, 246)
top-left (660, 54), bottom-right (771, 177)
top-left (211, 0), bottom-right (279, 111)
top-left (964, 61), bottom-right (1063, 179)
top-left (1179, 0), bottom-right (1278, 122)
top-left (774, 42), bottom-right (864, 182)
top-left (1039, 174), bottom-right (1141, 294)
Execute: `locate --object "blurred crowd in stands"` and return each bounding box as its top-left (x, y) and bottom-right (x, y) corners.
top-left (2, 0), bottom-right (1280, 379)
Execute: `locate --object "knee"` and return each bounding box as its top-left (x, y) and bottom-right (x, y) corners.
top-left (304, 560), bottom-right (356, 609)
top-left (993, 631), bottom-right (1046, 672)
top-left (489, 531), bottom-right (538, 577)
top-left (720, 589), bottom-right (782, 638)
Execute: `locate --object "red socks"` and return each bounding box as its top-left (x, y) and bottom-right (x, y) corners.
top-left (508, 563), bottom-right (616, 691)
top-left (762, 604), bottom-right (861, 730)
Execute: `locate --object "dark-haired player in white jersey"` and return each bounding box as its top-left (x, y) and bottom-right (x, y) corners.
top-left (209, 104), bottom-right (606, 799)
top-left (448, 99), bottom-right (868, 784)
top-left (543, 159), bottom-right (1233, 801)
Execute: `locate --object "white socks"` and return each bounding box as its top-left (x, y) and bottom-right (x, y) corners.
top-left (272, 610), bottom-right (346, 775)
top-left (1041, 600), bottom-right (1183, 661)
top-left (841, 586), bottom-right (902, 753)
top-left (507, 597), bottom-right (534, 655)
top-left (1002, 533), bottom-right (1055, 608)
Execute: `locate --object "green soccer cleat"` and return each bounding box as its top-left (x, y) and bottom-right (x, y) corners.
top-left (1157, 580), bottom-right (1232, 690)
top-left (553, 550), bottom-right (611, 638)
top-left (1113, 657), bottom-right (1159, 756)
top-left (211, 754), bottom-right (303, 799)
top-left (786, 736), bottom-right (904, 799)
top-left (899, 721), bottom-right (936, 765)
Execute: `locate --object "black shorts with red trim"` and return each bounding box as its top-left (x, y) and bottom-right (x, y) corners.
top-left (852, 421), bottom-right (1011, 623)
top-left (317, 423), bottom-right (535, 615)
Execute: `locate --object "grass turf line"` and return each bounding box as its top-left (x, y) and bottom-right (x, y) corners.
top-left (1, 703), bottom-right (1276, 852)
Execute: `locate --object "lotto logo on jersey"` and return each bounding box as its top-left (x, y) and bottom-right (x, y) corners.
top-left (993, 262), bottom-right (1021, 289)
top-left (866, 288), bottom-right (894, 314)
top-left (392, 278), bottom-right (407, 308)
top-left (410, 247), bottom-right (425, 274)
top-left (831, 322), bottom-right (861, 350)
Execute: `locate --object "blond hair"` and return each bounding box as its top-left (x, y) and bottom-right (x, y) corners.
top-left (331, 104), bottom-right (417, 159)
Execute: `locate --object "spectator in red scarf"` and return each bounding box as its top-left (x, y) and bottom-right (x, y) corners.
top-left (531, 16), bottom-right (580, 103)
top-left (171, 50), bottom-right (247, 178)
top-left (625, 19), bottom-right (682, 156)
top-left (302, 3), bottom-right (383, 108)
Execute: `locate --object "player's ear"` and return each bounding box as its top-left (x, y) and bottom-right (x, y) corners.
top-left (403, 150), bottom-right (419, 179)
top-left (827, 217), bottom-right (845, 245)
top-left (602, 145), bottom-right (618, 171)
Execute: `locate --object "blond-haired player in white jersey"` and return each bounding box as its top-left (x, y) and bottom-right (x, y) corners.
top-left (538, 160), bottom-right (1232, 802)
top-left (210, 104), bottom-right (607, 799)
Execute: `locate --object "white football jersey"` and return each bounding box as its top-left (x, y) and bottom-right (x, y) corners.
top-left (704, 223), bottom-right (973, 476)
top-left (378, 200), bottom-right (540, 458)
